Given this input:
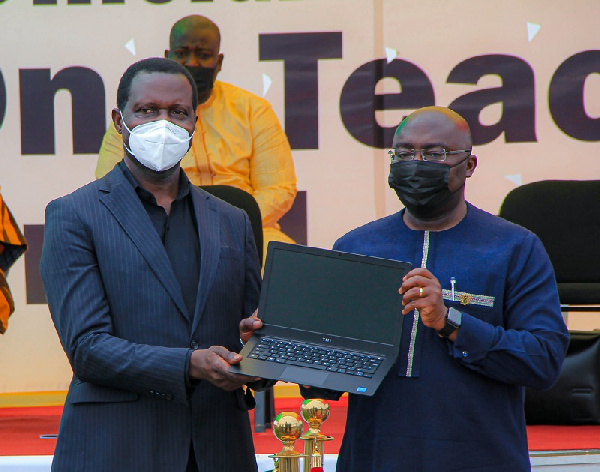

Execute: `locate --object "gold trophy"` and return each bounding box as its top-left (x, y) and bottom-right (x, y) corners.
top-left (270, 411), bottom-right (307, 472)
top-left (299, 399), bottom-right (333, 472)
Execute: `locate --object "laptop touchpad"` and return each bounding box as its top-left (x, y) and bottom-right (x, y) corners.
top-left (281, 366), bottom-right (329, 386)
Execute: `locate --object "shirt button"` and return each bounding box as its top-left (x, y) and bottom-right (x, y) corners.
top-left (190, 341), bottom-right (199, 349)
top-left (462, 351), bottom-right (469, 357)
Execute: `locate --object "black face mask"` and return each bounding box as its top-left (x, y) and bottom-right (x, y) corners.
top-left (185, 66), bottom-right (216, 95)
top-left (388, 157), bottom-right (468, 219)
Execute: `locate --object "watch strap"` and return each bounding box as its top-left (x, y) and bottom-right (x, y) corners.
top-left (437, 307), bottom-right (461, 338)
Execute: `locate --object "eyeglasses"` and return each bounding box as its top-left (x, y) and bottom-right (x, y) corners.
top-left (388, 148), bottom-right (471, 163)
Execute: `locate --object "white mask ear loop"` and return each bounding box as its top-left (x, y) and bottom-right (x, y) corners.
top-left (119, 111), bottom-right (130, 131)
top-left (119, 111), bottom-right (136, 157)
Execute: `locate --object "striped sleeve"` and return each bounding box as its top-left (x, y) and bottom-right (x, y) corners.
top-left (0, 190), bottom-right (27, 333)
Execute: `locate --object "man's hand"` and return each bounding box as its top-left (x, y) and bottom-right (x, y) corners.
top-left (189, 346), bottom-right (259, 391)
top-left (399, 268), bottom-right (447, 331)
top-left (239, 310), bottom-right (263, 345)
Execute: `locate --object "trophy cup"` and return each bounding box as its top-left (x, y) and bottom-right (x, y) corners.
top-left (270, 411), bottom-right (307, 472)
top-left (299, 399), bottom-right (333, 472)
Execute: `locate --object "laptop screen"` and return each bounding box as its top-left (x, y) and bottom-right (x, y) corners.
top-left (260, 244), bottom-right (408, 346)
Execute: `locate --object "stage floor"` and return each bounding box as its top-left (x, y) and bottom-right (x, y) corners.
top-left (4, 394), bottom-right (600, 471)
top-left (2, 452), bottom-right (600, 472)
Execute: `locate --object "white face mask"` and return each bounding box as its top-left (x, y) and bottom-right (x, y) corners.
top-left (120, 113), bottom-right (193, 172)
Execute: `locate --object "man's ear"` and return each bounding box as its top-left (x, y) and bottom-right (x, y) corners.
top-left (216, 53), bottom-right (224, 75)
top-left (111, 108), bottom-right (123, 135)
top-left (465, 155), bottom-right (477, 178)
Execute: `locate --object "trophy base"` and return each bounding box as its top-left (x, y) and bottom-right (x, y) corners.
top-left (268, 453), bottom-right (309, 472)
top-left (301, 436), bottom-right (333, 472)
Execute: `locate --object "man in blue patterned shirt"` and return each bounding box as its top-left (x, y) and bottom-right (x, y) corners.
top-left (304, 106), bottom-right (569, 472)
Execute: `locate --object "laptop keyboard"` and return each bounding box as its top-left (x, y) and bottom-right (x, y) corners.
top-left (248, 337), bottom-right (384, 378)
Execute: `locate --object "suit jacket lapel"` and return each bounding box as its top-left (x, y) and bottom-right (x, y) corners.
top-left (98, 167), bottom-right (190, 323)
top-left (191, 187), bottom-right (220, 333)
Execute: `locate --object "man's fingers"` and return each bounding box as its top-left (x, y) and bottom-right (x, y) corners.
top-left (228, 353), bottom-right (243, 364)
top-left (400, 275), bottom-right (429, 293)
top-left (240, 316), bottom-right (263, 332)
top-left (239, 318), bottom-right (252, 332)
top-left (210, 346), bottom-right (242, 363)
top-left (402, 267), bottom-right (435, 281)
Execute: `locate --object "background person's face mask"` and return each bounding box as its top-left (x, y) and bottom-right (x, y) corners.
top-left (120, 113), bottom-right (193, 172)
top-left (185, 66), bottom-right (216, 95)
top-left (388, 157), bottom-right (467, 218)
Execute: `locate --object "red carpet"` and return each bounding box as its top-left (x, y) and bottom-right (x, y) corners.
top-left (3, 400), bottom-right (600, 456)
top-left (0, 406), bottom-right (61, 456)
top-left (527, 425), bottom-right (600, 451)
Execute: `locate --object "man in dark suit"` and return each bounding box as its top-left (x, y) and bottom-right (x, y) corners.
top-left (40, 57), bottom-right (265, 471)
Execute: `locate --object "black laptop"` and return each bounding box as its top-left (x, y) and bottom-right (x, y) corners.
top-left (229, 242), bottom-right (412, 396)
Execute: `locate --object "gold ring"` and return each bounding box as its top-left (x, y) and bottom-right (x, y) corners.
top-left (419, 287), bottom-right (424, 298)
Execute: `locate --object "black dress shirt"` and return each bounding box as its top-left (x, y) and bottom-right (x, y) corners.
top-left (119, 161), bottom-right (200, 319)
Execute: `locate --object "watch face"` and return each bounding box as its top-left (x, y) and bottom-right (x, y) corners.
top-left (447, 308), bottom-right (462, 328)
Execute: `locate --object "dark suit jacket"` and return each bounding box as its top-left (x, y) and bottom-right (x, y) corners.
top-left (40, 166), bottom-right (261, 471)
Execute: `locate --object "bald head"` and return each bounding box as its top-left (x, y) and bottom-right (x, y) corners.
top-left (165, 15), bottom-right (223, 103)
top-left (389, 106), bottom-right (477, 227)
top-left (394, 106), bottom-right (472, 151)
top-left (169, 15), bottom-right (221, 50)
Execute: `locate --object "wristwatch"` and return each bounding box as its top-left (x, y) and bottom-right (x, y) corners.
top-left (437, 307), bottom-right (462, 338)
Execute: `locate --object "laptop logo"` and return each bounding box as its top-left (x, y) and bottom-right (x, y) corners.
top-left (323, 337), bottom-right (331, 343)
top-left (357, 387), bottom-right (367, 393)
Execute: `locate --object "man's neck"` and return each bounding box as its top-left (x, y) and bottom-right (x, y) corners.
top-left (125, 157), bottom-right (180, 214)
top-left (403, 200), bottom-right (468, 232)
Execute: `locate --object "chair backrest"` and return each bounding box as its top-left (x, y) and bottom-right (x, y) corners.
top-left (200, 185), bottom-right (263, 266)
top-left (498, 180), bottom-right (600, 305)
top-left (200, 185), bottom-right (273, 432)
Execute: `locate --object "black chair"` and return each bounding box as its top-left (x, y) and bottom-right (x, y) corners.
top-left (200, 185), bottom-right (263, 264)
top-left (499, 180), bottom-right (600, 424)
top-left (200, 185), bottom-right (274, 432)
top-left (499, 180), bottom-right (600, 311)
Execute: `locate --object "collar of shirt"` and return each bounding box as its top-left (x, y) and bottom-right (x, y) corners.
top-left (118, 159), bottom-right (192, 205)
